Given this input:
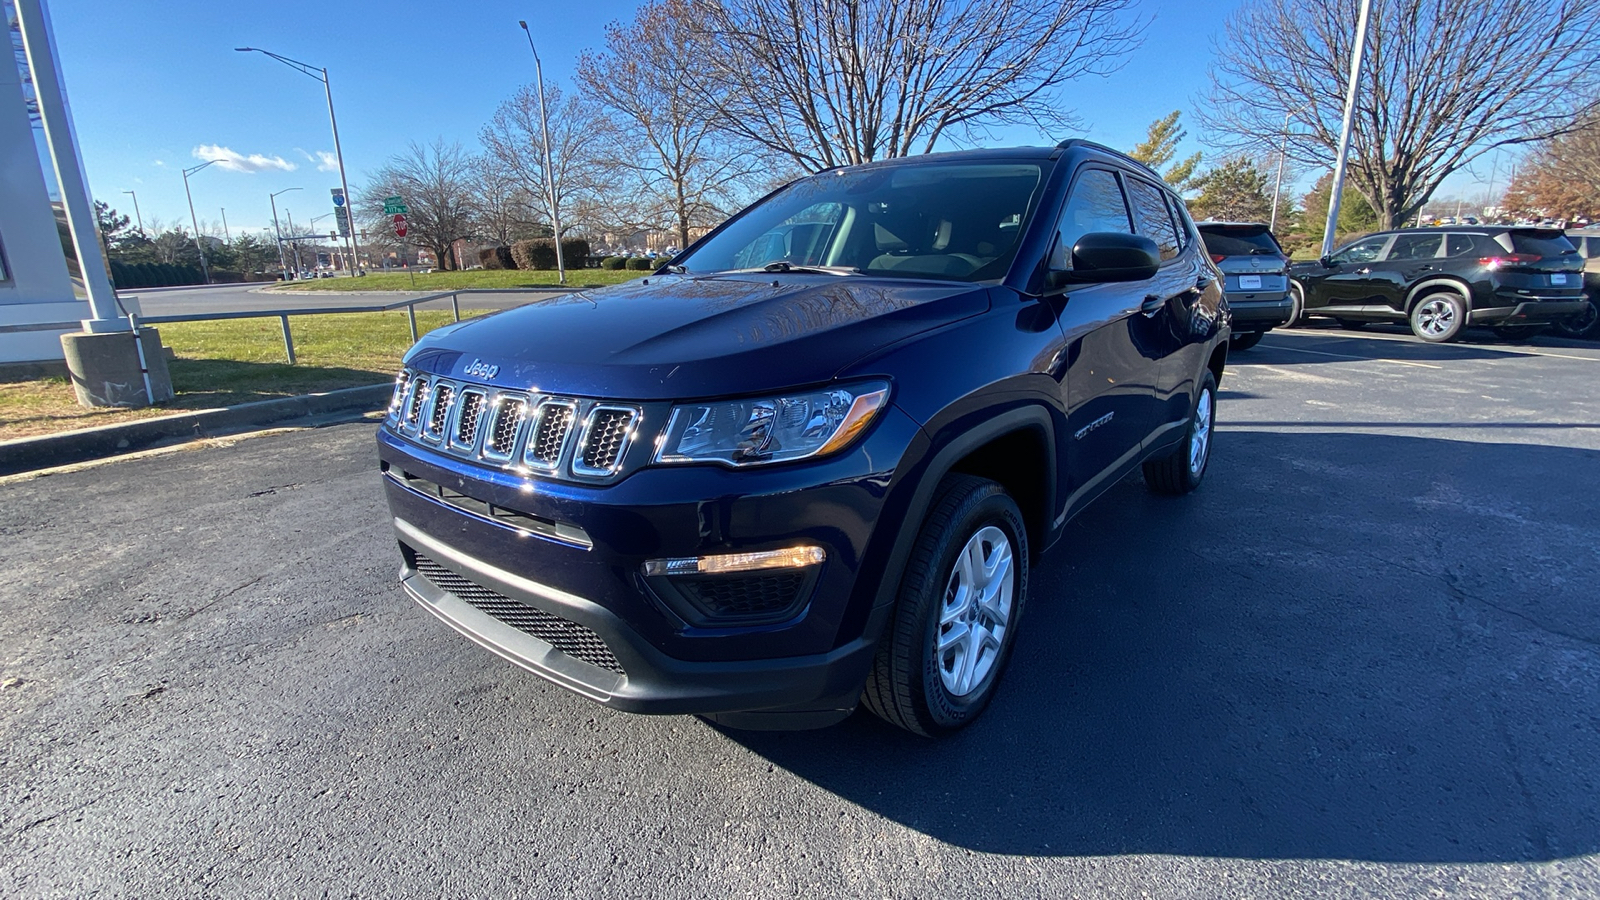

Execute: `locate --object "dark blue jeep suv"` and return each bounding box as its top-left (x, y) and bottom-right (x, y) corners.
top-left (377, 141), bottom-right (1230, 736)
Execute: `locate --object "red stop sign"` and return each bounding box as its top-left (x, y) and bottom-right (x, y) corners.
top-left (394, 223), bottom-right (408, 238)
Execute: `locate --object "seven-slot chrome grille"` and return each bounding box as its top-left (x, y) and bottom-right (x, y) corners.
top-left (387, 369), bottom-right (640, 481)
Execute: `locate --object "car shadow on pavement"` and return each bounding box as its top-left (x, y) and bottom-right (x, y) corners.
top-left (1245, 329), bottom-right (1541, 364)
top-left (722, 430), bottom-right (1600, 864)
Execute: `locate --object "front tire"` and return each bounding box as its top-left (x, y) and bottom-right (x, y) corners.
top-left (1143, 370), bottom-right (1216, 495)
top-left (1554, 298), bottom-right (1599, 339)
top-left (1410, 291), bottom-right (1467, 343)
top-left (862, 475), bottom-right (1029, 737)
top-left (1287, 281), bottom-right (1308, 326)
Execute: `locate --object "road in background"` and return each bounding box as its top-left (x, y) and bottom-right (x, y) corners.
top-left (2, 329), bottom-right (1597, 897)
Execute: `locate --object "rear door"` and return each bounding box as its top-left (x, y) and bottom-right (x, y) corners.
top-left (1369, 232), bottom-right (1444, 315)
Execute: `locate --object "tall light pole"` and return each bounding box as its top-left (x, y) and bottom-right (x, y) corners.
top-left (122, 189), bottom-right (145, 237)
top-left (270, 186), bottom-right (301, 281)
top-left (236, 48), bottom-right (361, 276)
top-left (1321, 0), bottom-right (1374, 259)
top-left (519, 20), bottom-right (566, 284)
top-left (182, 159), bottom-right (218, 283)
top-left (285, 209), bottom-right (304, 274)
top-left (1268, 104), bottom-right (1313, 235)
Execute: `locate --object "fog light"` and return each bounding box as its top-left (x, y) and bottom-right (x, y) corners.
top-left (643, 546), bottom-right (826, 577)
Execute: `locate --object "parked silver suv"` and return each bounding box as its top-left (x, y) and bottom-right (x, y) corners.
top-left (1196, 222), bottom-right (1291, 351)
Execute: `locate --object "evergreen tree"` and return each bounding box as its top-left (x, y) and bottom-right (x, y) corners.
top-left (1130, 111), bottom-right (1202, 192)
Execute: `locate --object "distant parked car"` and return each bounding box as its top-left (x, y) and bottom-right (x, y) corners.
top-left (1289, 226), bottom-right (1587, 343)
top-left (1552, 229), bottom-right (1600, 339)
top-left (1195, 222), bottom-right (1292, 351)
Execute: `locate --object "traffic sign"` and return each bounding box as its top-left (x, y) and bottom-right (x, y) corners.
top-left (333, 206), bottom-right (351, 237)
top-left (331, 188), bottom-right (346, 208)
top-left (393, 213), bottom-right (408, 238)
top-left (383, 195), bottom-right (408, 216)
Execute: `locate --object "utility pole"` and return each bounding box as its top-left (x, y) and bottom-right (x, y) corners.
top-left (520, 20), bottom-right (566, 284)
top-left (220, 208), bottom-right (230, 242)
top-left (122, 189), bottom-right (144, 237)
top-left (270, 187), bottom-right (301, 281)
top-left (182, 160), bottom-right (217, 283)
top-left (1322, 0), bottom-right (1373, 258)
top-left (236, 48), bottom-right (362, 276)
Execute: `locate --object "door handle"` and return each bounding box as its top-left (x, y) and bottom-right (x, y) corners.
top-left (1355, 267), bottom-right (1371, 274)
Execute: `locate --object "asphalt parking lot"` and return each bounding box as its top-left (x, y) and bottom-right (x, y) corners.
top-left (3, 326), bottom-right (1598, 898)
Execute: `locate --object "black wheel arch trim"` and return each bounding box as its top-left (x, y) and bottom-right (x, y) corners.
top-left (1406, 276), bottom-right (1475, 314)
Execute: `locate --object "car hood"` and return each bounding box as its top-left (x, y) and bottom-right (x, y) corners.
top-left (403, 273), bottom-right (990, 399)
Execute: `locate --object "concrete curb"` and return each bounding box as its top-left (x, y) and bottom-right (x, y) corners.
top-left (0, 383), bottom-right (391, 477)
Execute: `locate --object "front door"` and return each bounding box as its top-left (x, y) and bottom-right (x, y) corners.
top-left (1306, 234), bottom-right (1394, 312)
top-left (1045, 166), bottom-right (1158, 509)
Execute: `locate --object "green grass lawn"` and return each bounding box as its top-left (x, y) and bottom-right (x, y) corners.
top-left (1, 309), bottom-right (486, 441)
top-left (274, 268), bottom-right (645, 292)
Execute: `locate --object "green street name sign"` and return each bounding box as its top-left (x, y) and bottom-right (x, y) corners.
top-left (382, 196), bottom-right (408, 215)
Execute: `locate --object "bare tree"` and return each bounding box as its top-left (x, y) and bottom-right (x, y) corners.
top-left (685, 0), bottom-right (1143, 172)
top-left (1203, 0), bottom-right (1600, 228)
top-left (480, 83), bottom-right (617, 238)
top-left (359, 139), bottom-right (477, 270)
top-left (579, 0), bottom-right (766, 249)
top-left (1501, 108), bottom-right (1600, 219)
top-left (469, 154), bottom-right (538, 246)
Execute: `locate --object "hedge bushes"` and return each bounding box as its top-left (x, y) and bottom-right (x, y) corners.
top-left (625, 256), bottom-right (656, 271)
top-left (509, 238), bottom-right (594, 271)
top-left (108, 260), bottom-right (205, 288)
top-left (600, 256), bottom-right (625, 270)
top-left (478, 246), bottom-right (514, 270)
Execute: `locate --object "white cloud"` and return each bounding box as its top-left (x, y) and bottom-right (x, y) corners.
top-left (193, 144), bottom-right (297, 174)
top-left (296, 148), bottom-right (341, 173)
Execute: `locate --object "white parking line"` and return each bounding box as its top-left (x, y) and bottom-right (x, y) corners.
top-left (1255, 341), bottom-right (1443, 368)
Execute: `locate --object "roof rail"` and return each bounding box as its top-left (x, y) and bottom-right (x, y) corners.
top-left (1054, 138), bottom-right (1120, 155)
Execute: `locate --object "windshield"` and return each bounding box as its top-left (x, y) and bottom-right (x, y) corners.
top-left (674, 161), bottom-right (1047, 283)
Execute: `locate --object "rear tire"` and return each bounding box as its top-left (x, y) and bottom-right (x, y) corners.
top-left (1409, 291), bottom-right (1467, 343)
top-left (1554, 298), bottom-right (1599, 339)
top-left (1143, 371), bottom-right (1216, 496)
top-left (1229, 331), bottom-right (1264, 351)
top-left (862, 475), bottom-right (1029, 737)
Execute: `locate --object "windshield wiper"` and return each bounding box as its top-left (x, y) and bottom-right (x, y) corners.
top-left (760, 262), bottom-right (862, 275)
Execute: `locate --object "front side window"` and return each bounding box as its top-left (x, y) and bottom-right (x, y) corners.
top-left (1049, 168), bottom-right (1132, 269)
top-left (1124, 176), bottom-right (1179, 261)
top-left (1330, 235), bottom-right (1389, 265)
top-left (1384, 233), bottom-right (1442, 261)
top-left (676, 162), bottom-right (1047, 283)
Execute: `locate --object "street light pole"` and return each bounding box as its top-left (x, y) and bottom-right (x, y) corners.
top-left (236, 48), bottom-right (361, 277)
top-left (182, 159), bottom-right (217, 283)
top-left (519, 21), bottom-right (566, 284)
top-left (122, 189), bottom-right (144, 237)
top-left (220, 208), bottom-right (230, 243)
top-left (270, 187), bottom-right (301, 281)
top-left (285, 209), bottom-right (304, 275)
top-left (1322, 0), bottom-right (1374, 259)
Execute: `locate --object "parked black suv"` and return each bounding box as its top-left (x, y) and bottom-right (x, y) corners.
top-left (1288, 226), bottom-right (1586, 342)
top-left (1196, 222), bottom-right (1292, 351)
top-left (378, 142), bottom-right (1229, 736)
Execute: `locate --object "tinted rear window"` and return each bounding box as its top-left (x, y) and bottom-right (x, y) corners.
top-left (1509, 231), bottom-right (1578, 257)
top-left (1198, 226), bottom-right (1281, 256)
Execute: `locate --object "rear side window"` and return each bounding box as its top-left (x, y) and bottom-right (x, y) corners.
top-left (1198, 226), bottom-right (1281, 257)
top-left (1508, 231), bottom-right (1579, 257)
top-left (1445, 234), bottom-right (1478, 257)
top-left (1384, 233), bottom-right (1442, 261)
top-left (1124, 177), bottom-right (1179, 261)
top-left (1050, 168), bottom-right (1133, 269)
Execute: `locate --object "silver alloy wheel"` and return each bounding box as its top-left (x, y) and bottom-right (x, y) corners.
top-left (935, 525), bottom-right (1014, 697)
top-left (1416, 297), bottom-right (1456, 337)
top-left (1188, 387), bottom-right (1213, 475)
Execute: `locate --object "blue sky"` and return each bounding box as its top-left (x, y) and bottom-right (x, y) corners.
top-left (40, 0), bottom-right (1492, 238)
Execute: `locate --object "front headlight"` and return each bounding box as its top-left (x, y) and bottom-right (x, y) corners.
top-left (655, 382), bottom-right (890, 466)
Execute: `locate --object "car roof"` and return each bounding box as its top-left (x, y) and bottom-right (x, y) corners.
top-left (841, 146), bottom-right (1059, 170)
top-left (1196, 221), bottom-right (1271, 229)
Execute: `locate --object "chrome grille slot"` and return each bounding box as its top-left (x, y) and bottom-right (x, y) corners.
top-left (574, 407), bottom-right (636, 476)
top-left (452, 390), bottom-right (486, 450)
top-left (483, 397), bottom-right (527, 461)
top-left (405, 377), bottom-right (430, 430)
top-left (424, 384), bottom-right (454, 441)
top-left (388, 371), bottom-right (411, 422)
top-left (524, 401), bottom-right (576, 470)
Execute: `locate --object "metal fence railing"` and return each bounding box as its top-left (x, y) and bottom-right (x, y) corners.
top-left (0, 287), bottom-right (570, 365)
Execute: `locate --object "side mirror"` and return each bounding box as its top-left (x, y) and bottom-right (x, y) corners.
top-left (1048, 232), bottom-right (1161, 287)
top-left (1319, 255), bottom-right (1335, 268)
